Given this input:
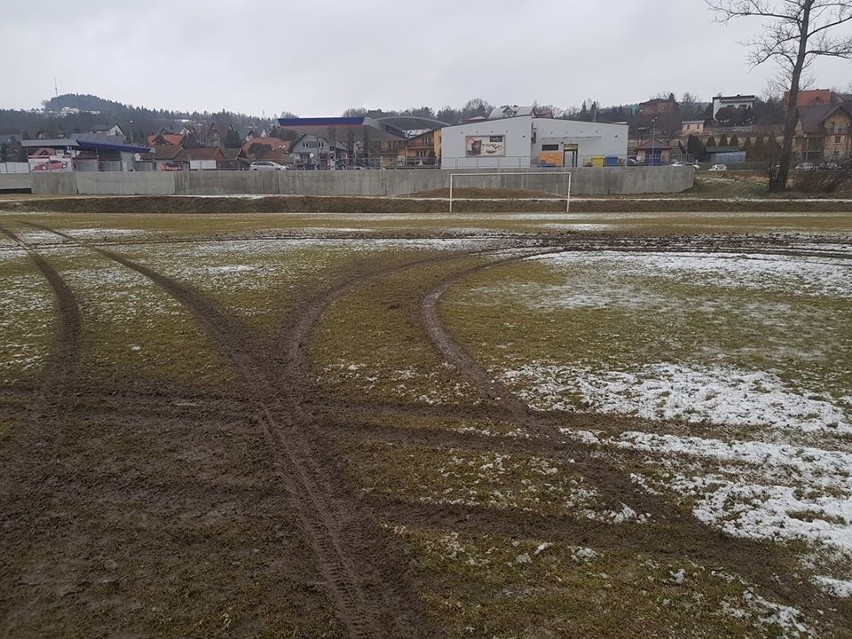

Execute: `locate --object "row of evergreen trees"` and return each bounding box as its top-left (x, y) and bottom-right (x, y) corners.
top-left (685, 134), bottom-right (782, 161)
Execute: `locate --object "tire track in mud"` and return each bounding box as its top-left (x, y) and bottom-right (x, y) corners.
top-left (416, 244), bottom-right (840, 622)
top-left (21, 223), bottom-right (500, 639)
top-left (0, 227), bottom-right (81, 393)
top-left (0, 226), bottom-right (82, 637)
top-left (284, 233), bottom-right (847, 622)
top-left (23, 224), bottom-right (381, 637)
top-left (9, 225), bottom-right (845, 632)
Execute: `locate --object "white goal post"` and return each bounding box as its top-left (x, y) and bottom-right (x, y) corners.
top-left (448, 171), bottom-right (572, 213)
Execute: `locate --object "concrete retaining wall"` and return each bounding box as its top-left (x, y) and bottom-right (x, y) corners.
top-left (0, 173), bottom-right (33, 191)
top-left (76, 172), bottom-right (176, 195)
top-left (24, 167), bottom-right (693, 197)
top-left (31, 172), bottom-right (76, 194)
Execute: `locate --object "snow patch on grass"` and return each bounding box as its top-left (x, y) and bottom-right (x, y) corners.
top-left (506, 362), bottom-right (850, 434)
top-left (813, 576), bottom-right (852, 597)
top-left (561, 428), bottom-right (852, 553)
top-left (534, 251), bottom-right (852, 299)
top-left (720, 590), bottom-right (812, 638)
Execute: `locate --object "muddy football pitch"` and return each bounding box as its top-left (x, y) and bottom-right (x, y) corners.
top-left (1, 199), bottom-right (851, 638)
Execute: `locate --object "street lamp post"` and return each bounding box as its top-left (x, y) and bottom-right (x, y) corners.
top-left (651, 117), bottom-right (657, 165)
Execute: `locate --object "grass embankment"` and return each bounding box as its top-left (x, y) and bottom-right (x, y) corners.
top-left (2, 190), bottom-right (852, 215)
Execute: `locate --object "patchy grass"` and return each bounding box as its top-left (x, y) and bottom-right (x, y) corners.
top-left (0, 252), bottom-right (56, 387)
top-left (346, 440), bottom-right (634, 520)
top-left (323, 409), bottom-right (529, 439)
top-left (686, 173), bottom-right (770, 199)
top-left (312, 255), bottom-right (488, 406)
top-left (39, 246), bottom-right (235, 393)
top-left (391, 526), bottom-right (817, 639)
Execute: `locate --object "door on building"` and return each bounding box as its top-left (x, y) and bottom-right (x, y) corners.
top-left (563, 144), bottom-right (578, 168)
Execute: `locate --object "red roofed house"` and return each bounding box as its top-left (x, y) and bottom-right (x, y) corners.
top-left (142, 144), bottom-right (184, 170)
top-left (147, 132), bottom-right (186, 147)
top-left (785, 89), bottom-right (833, 110)
top-left (241, 137), bottom-right (293, 164)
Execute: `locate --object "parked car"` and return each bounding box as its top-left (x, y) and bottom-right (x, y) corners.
top-left (817, 162), bottom-right (841, 170)
top-left (708, 164), bottom-right (727, 172)
top-left (249, 160), bottom-right (288, 171)
top-left (161, 161), bottom-right (183, 171)
top-left (671, 161), bottom-right (700, 169)
top-left (795, 162), bottom-right (815, 171)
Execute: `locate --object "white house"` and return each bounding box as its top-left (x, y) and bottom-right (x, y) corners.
top-left (440, 115), bottom-right (628, 169)
top-left (711, 95), bottom-right (755, 120)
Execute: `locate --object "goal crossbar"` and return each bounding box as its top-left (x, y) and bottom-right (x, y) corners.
top-left (448, 171), bottom-right (572, 213)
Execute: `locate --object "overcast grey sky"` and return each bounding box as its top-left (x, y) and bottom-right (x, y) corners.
top-left (2, 0), bottom-right (850, 116)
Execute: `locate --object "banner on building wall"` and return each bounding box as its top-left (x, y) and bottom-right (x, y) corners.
top-left (28, 155), bottom-right (73, 173)
top-left (537, 151), bottom-right (563, 167)
top-left (465, 135), bottom-right (505, 157)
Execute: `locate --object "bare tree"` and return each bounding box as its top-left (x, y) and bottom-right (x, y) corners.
top-left (706, 0), bottom-right (852, 191)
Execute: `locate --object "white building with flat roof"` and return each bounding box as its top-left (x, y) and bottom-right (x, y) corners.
top-left (440, 115), bottom-right (628, 169)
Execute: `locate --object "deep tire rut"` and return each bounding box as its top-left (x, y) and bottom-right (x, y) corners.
top-left (23, 223), bottom-right (462, 639)
top-left (0, 226), bottom-right (83, 638)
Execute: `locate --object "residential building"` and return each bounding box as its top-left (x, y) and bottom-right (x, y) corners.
top-left (634, 139), bottom-right (671, 165)
top-left (403, 129), bottom-right (441, 166)
top-left (712, 95), bottom-right (755, 120)
top-left (639, 98), bottom-right (679, 117)
top-left (240, 137), bottom-right (293, 163)
top-left (681, 120), bottom-right (706, 136)
top-left (177, 147), bottom-right (224, 170)
top-left (290, 135), bottom-right (347, 168)
top-left (219, 147), bottom-right (248, 170)
top-left (90, 124), bottom-right (124, 137)
top-left (794, 104), bottom-right (852, 162)
top-left (142, 144), bottom-right (183, 171)
top-left (785, 89), bottom-right (832, 110)
top-left (148, 132), bottom-right (185, 147)
top-left (372, 116), bottom-right (447, 168)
